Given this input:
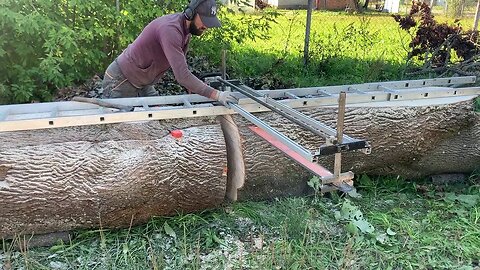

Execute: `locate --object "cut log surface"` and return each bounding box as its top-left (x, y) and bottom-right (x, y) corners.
top-left (0, 97), bottom-right (478, 237)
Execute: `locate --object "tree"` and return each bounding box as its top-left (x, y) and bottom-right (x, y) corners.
top-left (393, 1), bottom-right (480, 76)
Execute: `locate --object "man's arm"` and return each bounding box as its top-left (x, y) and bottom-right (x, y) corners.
top-left (159, 28), bottom-right (220, 100)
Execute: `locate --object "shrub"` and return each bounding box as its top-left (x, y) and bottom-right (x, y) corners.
top-left (0, 0), bottom-right (182, 104)
top-left (0, 0), bottom-right (278, 104)
top-left (392, 1), bottom-right (479, 76)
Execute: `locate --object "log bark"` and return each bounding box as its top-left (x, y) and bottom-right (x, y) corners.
top-left (0, 117), bottom-right (228, 237)
top-left (237, 98), bottom-right (479, 200)
top-left (0, 97), bottom-right (478, 237)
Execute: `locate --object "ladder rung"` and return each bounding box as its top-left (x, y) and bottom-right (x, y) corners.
top-left (378, 85), bottom-right (400, 93)
top-left (348, 87), bottom-right (367, 94)
top-left (140, 99), bottom-right (150, 110)
top-left (182, 97), bottom-right (192, 108)
top-left (317, 89), bottom-right (332, 96)
top-left (285, 92), bottom-right (300, 99)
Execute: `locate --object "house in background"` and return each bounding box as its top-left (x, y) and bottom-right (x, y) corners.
top-left (221, 0), bottom-right (256, 10)
top-left (383, 0), bottom-right (400, 12)
top-left (314, 0), bottom-right (350, 10)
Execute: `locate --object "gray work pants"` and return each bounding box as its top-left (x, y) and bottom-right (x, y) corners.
top-left (101, 60), bottom-right (159, 98)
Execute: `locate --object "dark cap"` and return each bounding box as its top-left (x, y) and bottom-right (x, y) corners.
top-left (196, 0), bottom-right (221, 28)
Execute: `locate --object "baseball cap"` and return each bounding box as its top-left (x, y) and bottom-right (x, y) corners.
top-left (196, 0), bottom-right (221, 28)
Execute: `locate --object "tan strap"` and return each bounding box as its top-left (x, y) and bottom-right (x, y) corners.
top-left (111, 79), bottom-right (128, 92)
top-left (105, 71), bottom-right (114, 79)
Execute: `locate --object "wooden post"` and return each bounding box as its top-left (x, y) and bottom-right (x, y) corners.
top-left (334, 92), bottom-right (346, 178)
top-left (303, 0), bottom-right (314, 67)
top-left (474, 0), bottom-right (480, 31)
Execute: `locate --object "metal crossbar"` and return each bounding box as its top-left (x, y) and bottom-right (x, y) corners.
top-left (218, 78), bottom-right (370, 160)
top-left (214, 78), bottom-right (367, 192)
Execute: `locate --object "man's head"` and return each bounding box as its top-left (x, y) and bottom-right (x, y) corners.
top-left (185, 0), bottom-right (221, 36)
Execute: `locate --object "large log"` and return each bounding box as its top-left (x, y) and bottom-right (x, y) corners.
top-left (0, 97), bottom-right (478, 238)
top-left (0, 117), bottom-right (229, 237)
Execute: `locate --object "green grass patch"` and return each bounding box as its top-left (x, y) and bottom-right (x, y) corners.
top-left (2, 176), bottom-right (479, 269)
top-left (193, 10), bottom-right (409, 87)
top-left (194, 10), bottom-right (476, 88)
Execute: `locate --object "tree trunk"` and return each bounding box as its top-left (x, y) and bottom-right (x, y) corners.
top-left (0, 117), bottom-right (228, 237)
top-left (0, 97), bottom-right (478, 238)
top-left (347, 0), bottom-right (361, 12)
top-left (304, 0), bottom-right (314, 66)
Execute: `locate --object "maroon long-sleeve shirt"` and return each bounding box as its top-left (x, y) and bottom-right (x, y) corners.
top-left (116, 13), bottom-right (219, 99)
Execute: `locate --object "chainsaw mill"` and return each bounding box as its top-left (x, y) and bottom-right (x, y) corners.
top-left (0, 76), bottom-right (478, 193)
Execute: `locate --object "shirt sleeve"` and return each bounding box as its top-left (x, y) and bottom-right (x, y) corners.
top-left (158, 26), bottom-right (219, 100)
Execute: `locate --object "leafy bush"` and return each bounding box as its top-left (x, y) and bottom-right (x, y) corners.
top-left (392, 2), bottom-right (479, 76)
top-left (0, 0), bottom-right (278, 104)
top-left (191, 4), bottom-right (280, 65)
top-left (0, 0), bottom-right (166, 104)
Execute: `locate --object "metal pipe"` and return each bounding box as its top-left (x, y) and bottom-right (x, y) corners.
top-left (230, 104), bottom-right (314, 161)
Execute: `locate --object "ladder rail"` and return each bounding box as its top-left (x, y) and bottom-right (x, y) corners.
top-left (0, 77), bottom-right (478, 132)
top-left (0, 77), bottom-right (476, 115)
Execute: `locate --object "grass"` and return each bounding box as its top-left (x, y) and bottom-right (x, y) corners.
top-left (1, 176), bottom-right (479, 269)
top-left (227, 10), bottom-right (409, 86)
top-left (194, 9), bottom-right (476, 88)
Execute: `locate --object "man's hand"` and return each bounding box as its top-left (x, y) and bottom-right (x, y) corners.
top-left (217, 91), bottom-right (238, 107)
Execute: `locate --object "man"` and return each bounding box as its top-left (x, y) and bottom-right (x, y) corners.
top-left (101, 0), bottom-right (238, 107)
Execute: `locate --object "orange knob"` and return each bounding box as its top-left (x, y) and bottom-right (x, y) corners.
top-left (170, 129), bottom-right (183, 139)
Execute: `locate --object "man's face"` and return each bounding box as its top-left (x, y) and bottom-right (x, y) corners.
top-left (189, 14), bottom-right (208, 36)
